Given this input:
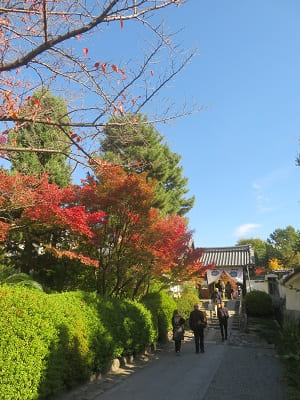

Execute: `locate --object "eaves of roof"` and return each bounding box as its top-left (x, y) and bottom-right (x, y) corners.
top-left (283, 266), bottom-right (300, 284)
top-left (198, 245), bottom-right (255, 268)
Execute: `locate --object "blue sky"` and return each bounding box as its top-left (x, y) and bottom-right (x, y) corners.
top-left (152, 0), bottom-right (300, 247)
top-left (69, 0), bottom-right (300, 247)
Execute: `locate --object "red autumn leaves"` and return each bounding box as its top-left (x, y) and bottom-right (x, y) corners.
top-left (0, 164), bottom-right (204, 293)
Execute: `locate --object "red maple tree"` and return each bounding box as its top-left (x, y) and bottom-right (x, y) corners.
top-left (0, 164), bottom-right (205, 298)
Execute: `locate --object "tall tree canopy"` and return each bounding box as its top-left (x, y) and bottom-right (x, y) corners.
top-left (267, 225), bottom-right (300, 269)
top-left (99, 114), bottom-right (194, 215)
top-left (237, 238), bottom-right (268, 268)
top-left (8, 89), bottom-right (72, 187)
top-left (237, 226), bottom-right (300, 272)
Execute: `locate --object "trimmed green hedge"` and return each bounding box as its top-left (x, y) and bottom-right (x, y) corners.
top-left (141, 291), bottom-right (176, 343)
top-left (0, 286), bottom-right (155, 400)
top-left (175, 291), bottom-right (200, 324)
top-left (244, 290), bottom-right (273, 317)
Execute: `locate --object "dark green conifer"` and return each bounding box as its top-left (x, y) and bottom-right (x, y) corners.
top-left (100, 114), bottom-right (194, 215)
top-left (8, 89), bottom-right (72, 187)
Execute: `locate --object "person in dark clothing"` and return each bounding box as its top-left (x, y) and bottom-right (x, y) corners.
top-left (171, 310), bottom-right (185, 354)
top-left (225, 281), bottom-right (233, 299)
top-left (217, 301), bottom-right (229, 341)
top-left (189, 304), bottom-right (207, 353)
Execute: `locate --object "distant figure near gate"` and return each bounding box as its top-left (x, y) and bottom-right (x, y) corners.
top-left (225, 281), bottom-right (233, 299)
top-left (211, 288), bottom-right (222, 316)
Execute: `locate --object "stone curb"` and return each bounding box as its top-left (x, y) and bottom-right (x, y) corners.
top-left (51, 345), bottom-right (160, 400)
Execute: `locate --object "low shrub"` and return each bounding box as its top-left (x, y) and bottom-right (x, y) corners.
top-left (175, 291), bottom-right (200, 324)
top-left (141, 291), bottom-right (176, 343)
top-left (277, 320), bottom-right (300, 399)
top-left (83, 293), bottom-right (155, 358)
top-left (244, 290), bottom-right (273, 316)
top-left (0, 285), bottom-right (57, 400)
top-left (0, 285), bottom-right (155, 400)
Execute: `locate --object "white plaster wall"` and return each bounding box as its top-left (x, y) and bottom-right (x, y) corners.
top-left (248, 280), bottom-right (266, 292)
top-left (285, 288), bottom-right (300, 311)
top-left (285, 275), bottom-right (300, 311)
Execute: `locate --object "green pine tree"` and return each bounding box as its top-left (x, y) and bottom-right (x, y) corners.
top-left (8, 89), bottom-right (72, 187)
top-left (99, 113), bottom-right (194, 215)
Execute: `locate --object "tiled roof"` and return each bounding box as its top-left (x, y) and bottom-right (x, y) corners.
top-left (283, 266), bottom-right (300, 283)
top-left (198, 245), bottom-right (255, 268)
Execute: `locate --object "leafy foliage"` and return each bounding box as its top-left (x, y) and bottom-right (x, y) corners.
top-left (268, 258), bottom-right (284, 271)
top-left (175, 289), bottom-right (200, 323)
top-left (141, 291), bottom-right (176, 343)
top-left (238, 227), bottom-right (300, 272)
top-left (244, 290), bottom-right (273, 317)
top-left (267, 226), bottom-right (300, 269)
top-left (0, 285), bottom-right (154, 400)
top-left (0, 165), bottom-right (204, 297)
top-left (100, 114), bottom-right (194, 216)
top-left (0, 265), bottom-right (43, 290)
top-left (237, 238), bottom-right (268, 268)
top-left (8, 89), bottom-right (72, 187)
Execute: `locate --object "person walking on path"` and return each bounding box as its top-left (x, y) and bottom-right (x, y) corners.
top-left (171, 310), bottom-right (185, 354)
top-left (225, 281), bottom-right (233, 299)
top-left (217, 301), bottom-right (229, 341)
top-left (189, 304), bottom-right (207, 354)
top-left (211, 288), bottom-right (222, 316)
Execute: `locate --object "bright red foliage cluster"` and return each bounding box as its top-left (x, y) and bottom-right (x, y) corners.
top-left (0, 171), bottom-right (106, 241)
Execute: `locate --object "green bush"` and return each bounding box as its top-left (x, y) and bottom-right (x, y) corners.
top-left (141, 291), bottom-right (176, 343)
top-left (84, 294), bottom-right (155, 358)
top-left (39, 291), bottom-right (107, 397)
top-left (0, 285), bottom-right (155, 400)
top-left (0, 285), bottom-right (57, 400)
top-left (244, 290), bottom-right (273, 316)
top-left (175, 291), bottom-right (200, 324)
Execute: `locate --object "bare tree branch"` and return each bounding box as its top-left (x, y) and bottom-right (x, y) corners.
top-left (0, 0), bottom-right (197, 168)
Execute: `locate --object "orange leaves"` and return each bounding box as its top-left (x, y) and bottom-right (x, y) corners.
top-left (268, 258), bottom-right (284, 271)
top-left (94, 61), bottom-right (126, 79)
top-left (46, 247), bottom-right (98, 268)
top-left (0, 221), bottom-right (10, 242)
top-left (83, 47), bottom-right (88, 55)
top-left (69, 131), bottom-right (82, 143)
top-left (119, 68), bottom-right (126, 79)
top-left (31, 97), bottom-right (41, 109)
top-left (101, 62), bottom-right (107, 73)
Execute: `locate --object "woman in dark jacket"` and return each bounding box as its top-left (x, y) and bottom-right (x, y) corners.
top-left (172, 310), bottom-right (185, 354)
